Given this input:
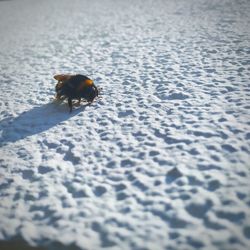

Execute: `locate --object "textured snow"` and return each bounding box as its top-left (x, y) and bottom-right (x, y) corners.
top-left (0, 0), bottom-right (250, 249)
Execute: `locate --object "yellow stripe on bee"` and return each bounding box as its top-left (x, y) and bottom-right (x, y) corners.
top-left (85, 79), bottom-right (93, 86)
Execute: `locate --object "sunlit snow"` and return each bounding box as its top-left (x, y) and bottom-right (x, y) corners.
top-left (0, 0), bottom-right (250, 249)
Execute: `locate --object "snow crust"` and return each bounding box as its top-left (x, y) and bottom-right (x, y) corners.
top-left (0, 0), bottom-right (250, 249)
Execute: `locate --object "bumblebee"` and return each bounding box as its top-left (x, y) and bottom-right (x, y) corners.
top-left (54, 74), bottom-right (99, 112)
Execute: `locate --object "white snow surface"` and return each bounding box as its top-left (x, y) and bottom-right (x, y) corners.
top-left (0, 0), bottom-right (250, 249)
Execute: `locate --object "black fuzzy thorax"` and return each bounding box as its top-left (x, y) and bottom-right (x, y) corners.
top-left (60, 75), bottom-right (97, 101)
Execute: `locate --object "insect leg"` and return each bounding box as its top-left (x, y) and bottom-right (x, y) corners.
top-left (68, 98), bottom-right (73, 112)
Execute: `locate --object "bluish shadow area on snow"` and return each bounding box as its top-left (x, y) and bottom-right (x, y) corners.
top-left (0, 102), bottom-right (89, 146)
top-left (0, 237), bottom-right (81, 250)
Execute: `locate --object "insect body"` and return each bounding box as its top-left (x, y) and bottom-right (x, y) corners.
top-left (54, 74), bottom-right (99, 112)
